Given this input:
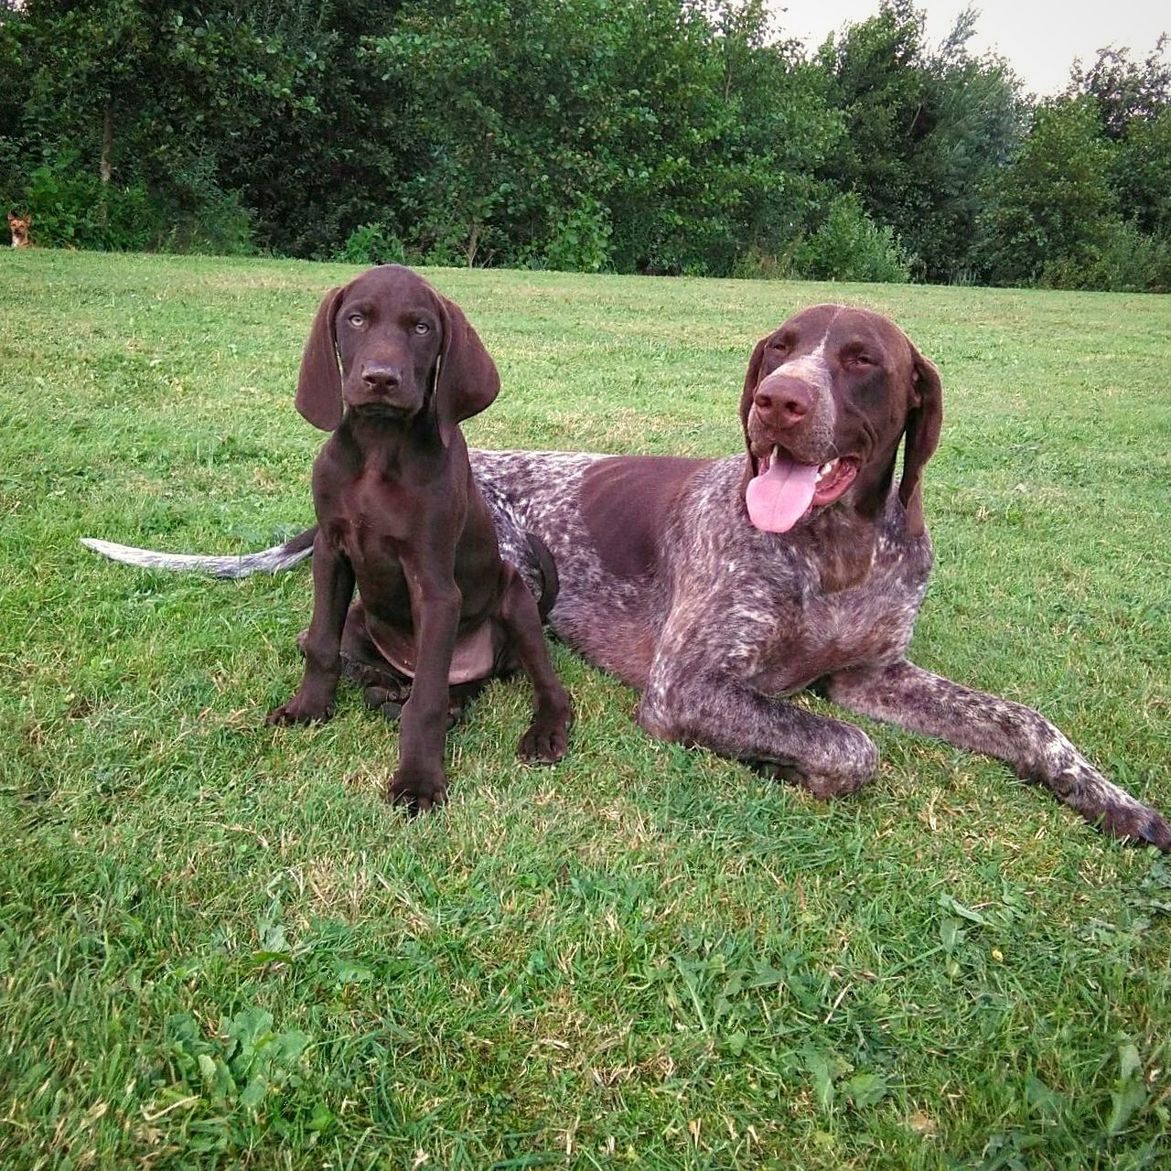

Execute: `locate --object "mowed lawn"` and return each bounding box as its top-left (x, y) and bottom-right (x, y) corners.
top-left (1, 250), bottom-right (1169, 1170)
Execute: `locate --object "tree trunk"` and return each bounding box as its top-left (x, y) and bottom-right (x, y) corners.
top-left (100, 106), bottom-right (113, 185)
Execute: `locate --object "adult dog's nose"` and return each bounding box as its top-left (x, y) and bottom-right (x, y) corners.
top-left (753, 375), bottom-right (812, 429)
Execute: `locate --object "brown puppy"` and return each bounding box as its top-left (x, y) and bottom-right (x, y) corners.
top-left (266, 265), bottom-right (570, 810)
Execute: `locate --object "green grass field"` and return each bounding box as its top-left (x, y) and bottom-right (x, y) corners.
top-left (1, 250), bottom-right (1169, 1170)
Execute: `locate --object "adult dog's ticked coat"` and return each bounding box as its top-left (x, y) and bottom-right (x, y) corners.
top-left (471, 304), bottom-right (1169, 847)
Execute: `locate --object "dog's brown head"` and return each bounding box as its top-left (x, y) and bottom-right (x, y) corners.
top-left (8, 211), bottom-right (32, 248)
top-left (738, 304), bottom-right (942, 536)
top-left (295, 264), bottom-right (500, 443)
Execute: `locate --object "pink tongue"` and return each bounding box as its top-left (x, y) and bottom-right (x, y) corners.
top-left (745, 453), bottom-right (819, 532)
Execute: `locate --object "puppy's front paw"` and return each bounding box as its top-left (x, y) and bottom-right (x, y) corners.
top-left (266, 696), bottom-right (333, 726)
top-left (518, 693), bottom-right (572, 765)
top-left (518, 715), bottom-right (570, 765)
top-left (387, 766), bottom-right (448, 814)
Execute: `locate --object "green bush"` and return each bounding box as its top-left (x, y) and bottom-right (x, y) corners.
top-left (24, 158), bottom-right (112, 248)
top-left (543, 198), bottom-right (613, 273)
top-left (20, 153), bottom-right (252, 254)
top-left (1040, 219), bottom-right (1171, 292)
top-left (337, 222), bottom-right (408, 267)
top-left (730, 247), bottom-right (794, 280)
top-left (792, 194), bottom-right (913, 283)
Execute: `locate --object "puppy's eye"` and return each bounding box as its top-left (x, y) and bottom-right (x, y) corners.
top-left (413, 321), bottom-right (432, 336)
top-left (347, 312), bottom-right (366, 328)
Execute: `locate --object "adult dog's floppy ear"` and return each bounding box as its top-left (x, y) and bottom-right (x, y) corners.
top-left (738, 334), bottom-right (769, 464)
top-left (898, 347), bottom-right (943, 537)
top-left (295, 285), bottom-right (347, 431)
top-left (434, 295), bottom-right (500, 446)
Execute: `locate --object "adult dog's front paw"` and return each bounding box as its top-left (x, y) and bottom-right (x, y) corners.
top-left (751, 724), bottom-right (878, 799)
top-left (387, 766), bottom-right (448, 814)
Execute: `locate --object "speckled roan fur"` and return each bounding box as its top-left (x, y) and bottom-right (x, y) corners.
top-left (475, 446), bottom-right (1171, 849)
top-left (471, 305), bottom-right (1169, 849)
top-left (83, 304), bottom-right (1169, 849)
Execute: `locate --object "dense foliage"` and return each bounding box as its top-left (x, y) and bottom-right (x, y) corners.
top-left (1, 0), bottom-right (1168, 290)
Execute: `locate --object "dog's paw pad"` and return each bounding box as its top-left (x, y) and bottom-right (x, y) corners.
top-left (517, 724), bottom-right (569, 765)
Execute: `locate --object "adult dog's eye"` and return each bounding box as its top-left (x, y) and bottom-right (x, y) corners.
top-left (413, 321), bottom-right (432, 336)
top-left (347, 312), bottom-right (366, 328)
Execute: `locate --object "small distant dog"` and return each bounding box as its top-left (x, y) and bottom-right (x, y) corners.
top-left (7, 212), bottom-right (32, 249)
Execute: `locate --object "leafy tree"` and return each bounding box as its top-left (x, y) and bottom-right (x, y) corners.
top-left (912, 11), bottom-right (1024, 281)
top-left (1115, 106), bottom-right (1171, 235)
top-left (817, 2), bottom-right (1023, 283)
top-left (1068, 38), bottom-right (1171, 255)
top-left (706, 1), bottom-right (844, 273)
top-left (0, 1), bottom-right (409, 254)
top-left (369, 0), bottom-right (839, 275)
top-left (977, 96), bottom-right (1119, 287)
top-left (817, 0), bottom-right (926, 248)
top-left (1069, 37), bottom-right (1170, 140)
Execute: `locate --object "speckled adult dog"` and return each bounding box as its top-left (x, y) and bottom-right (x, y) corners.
top-left (85, 304), bottom-right (1169, 848)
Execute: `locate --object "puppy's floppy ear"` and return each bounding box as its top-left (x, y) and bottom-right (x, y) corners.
top-left (433, 294), bottom-right (500, 447)
top-left (738, 334), bottom-right (770, 465)
top-left (898, 346), bottom-right (943, 537)
top-left (295, 285), bottom-right (347, 431)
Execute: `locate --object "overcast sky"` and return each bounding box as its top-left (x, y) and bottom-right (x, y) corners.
top-left (769, 1), bottom-right (1169, 96)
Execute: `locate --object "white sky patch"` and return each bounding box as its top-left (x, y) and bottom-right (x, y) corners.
top-left (768, 0), bottom-right (1168, 97)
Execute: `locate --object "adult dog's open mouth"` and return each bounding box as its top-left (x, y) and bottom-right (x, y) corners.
top-left (745, 446), bottom-right (859, 532)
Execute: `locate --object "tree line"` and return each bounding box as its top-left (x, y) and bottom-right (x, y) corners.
top-left (2, 0), bottom-right (1168, 291)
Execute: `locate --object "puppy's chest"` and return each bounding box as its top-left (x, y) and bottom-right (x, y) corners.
top-left (330, 476), bottom-right (417, 582)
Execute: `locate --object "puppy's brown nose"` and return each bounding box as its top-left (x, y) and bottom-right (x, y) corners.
top-left (361, 363), bottom-right (403, 394)
top-left (753, 375), bottom-right (812, 429)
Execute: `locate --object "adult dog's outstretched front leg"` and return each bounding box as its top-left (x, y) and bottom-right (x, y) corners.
top-left (498, 568), bottom-right (571, 764)
top-left (267, 533), bottom-right (355, 725)
top-left (825, 659), bottom-right (1170, 849)
top-left (637, 660), bottom-right (879, 799)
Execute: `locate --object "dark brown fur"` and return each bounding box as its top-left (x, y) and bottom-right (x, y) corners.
top-left (266, 265), bottom-right (570, 810)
